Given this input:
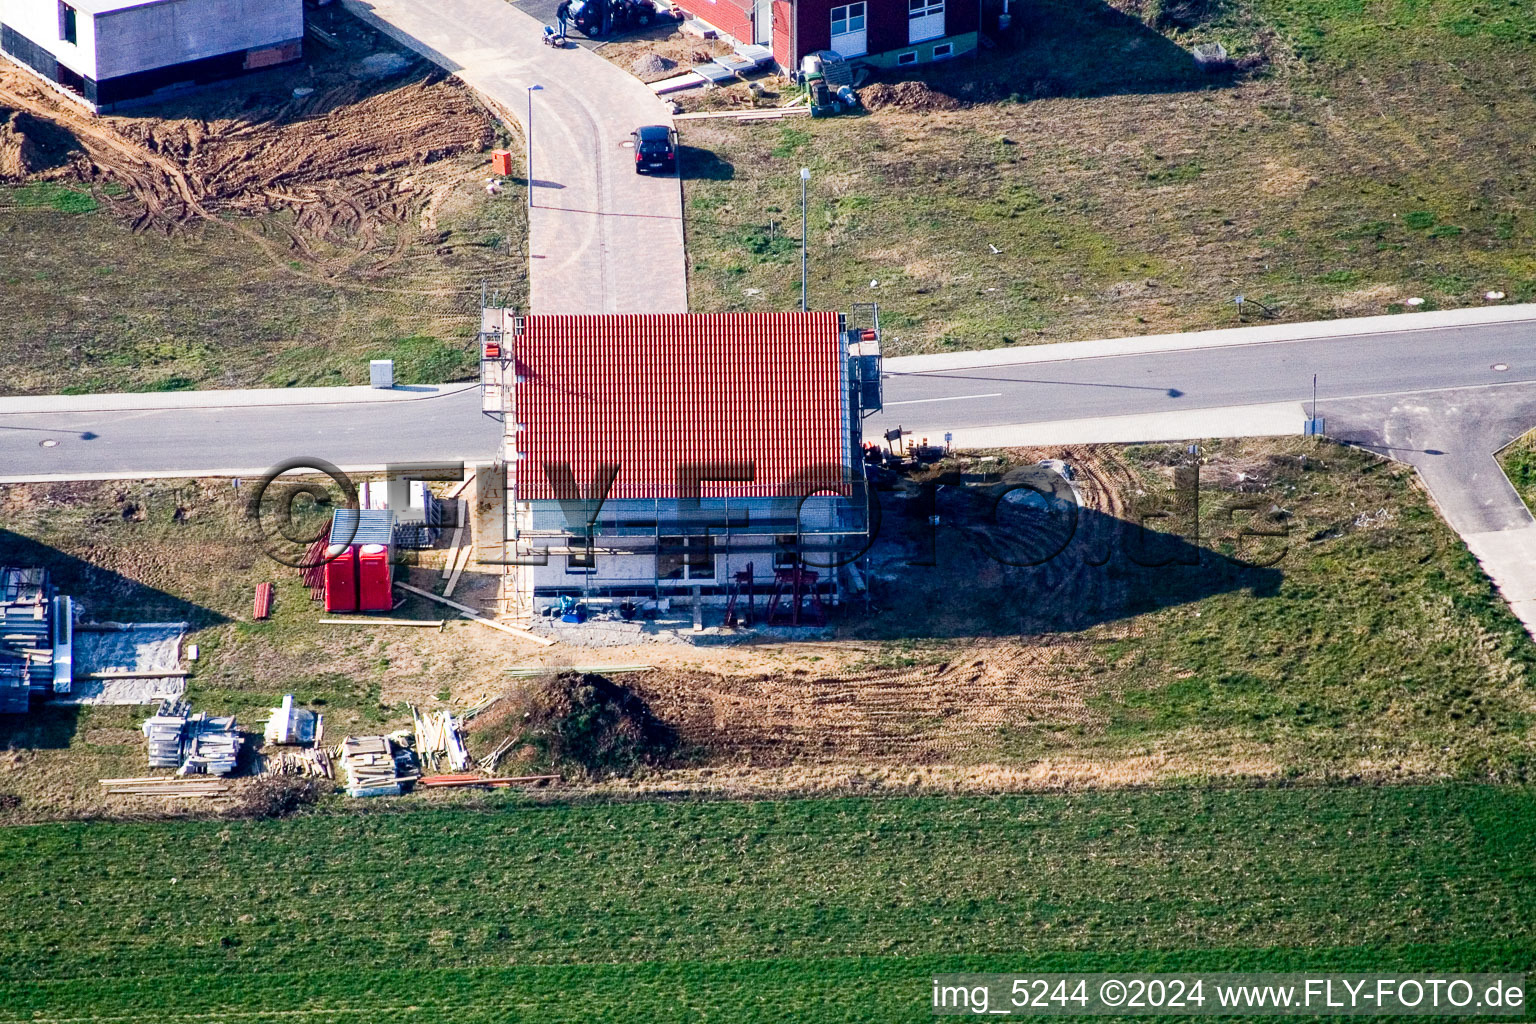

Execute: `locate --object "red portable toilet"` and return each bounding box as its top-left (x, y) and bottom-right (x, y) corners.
top-left (356, 544), bottom-right (393, 611)
top-left (323, 544), bottom-right (357, 613)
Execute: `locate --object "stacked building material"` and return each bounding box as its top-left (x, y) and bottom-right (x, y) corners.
top-left (263, 694), bottom-right (319, 746)
top-left (410, 705), bottom-right (471, 773)
top-left (180, 713), bottom-right (242, 776)
top-left (100, 776), bottom-right (231, 799)
top-left (140, 700), bottom-right (243, 775)
top-left (339, 735), bottom-right (415, 797)
top-left (0, 566), bottom-right (73, 713)
top-left (142, 698), bottom-right (190, 767)
top-left (263, 747), bottom-right (333, 779)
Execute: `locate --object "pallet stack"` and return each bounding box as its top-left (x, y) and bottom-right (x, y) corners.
top-left (140, 700), bottom-right (243, 775)
top-left (339, 735), bottom-right (415, 797)
top-left (180, 713), bottom-right (242, 776)
top-left (142, 698), bottom-right (190, 768)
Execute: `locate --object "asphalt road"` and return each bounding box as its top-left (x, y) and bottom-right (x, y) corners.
top-left (3, 313), bottom-right (1532, 483)
top-left (868, 319), bottom-right (1536, 441)
top-left (0, 385), bottom-right (499, 483)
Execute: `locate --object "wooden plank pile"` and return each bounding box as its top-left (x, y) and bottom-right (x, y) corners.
top-left (263, 747), bottom-right (333, 780)
top-left (339, 735), bottom-right (416, 797)
top-left (253, 582), bottom-right (274, 620)
top-left (410, 705), bottom-right (471, 773)
top-left (100, 775), bottom-right (231, 799)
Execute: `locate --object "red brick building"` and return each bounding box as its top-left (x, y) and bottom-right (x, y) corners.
top-left (676, 0), bottom-right (981, 72)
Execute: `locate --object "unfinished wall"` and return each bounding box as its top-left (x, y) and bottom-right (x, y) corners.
top-left (0, 0), bottom-right (100, 80)
top-left (93, 0), bottom-right (302, 80)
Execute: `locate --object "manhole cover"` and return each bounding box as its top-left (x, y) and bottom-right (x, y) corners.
top-left (1493, 363), bottom-right (1510, 371)
top-left (39, 439), bottom-right (58, 448)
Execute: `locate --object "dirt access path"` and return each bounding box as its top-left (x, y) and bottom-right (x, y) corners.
top-left (345, 0), bottom-right (688, 314)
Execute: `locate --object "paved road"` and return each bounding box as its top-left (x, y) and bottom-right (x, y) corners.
top-left (868, 318), bottom-right (1536, 444)
top-left (344, 0), bottom-right (688, 315)
top-left (0, 385), bottom-right (498, 482)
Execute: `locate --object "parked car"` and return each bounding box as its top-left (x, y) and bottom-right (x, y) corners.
top-left (631, 125), bottom-right (677, 175)
top-left (569, 0), bottom-right (658, 37)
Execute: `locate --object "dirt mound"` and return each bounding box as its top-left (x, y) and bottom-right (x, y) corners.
top-left (0, 108), bottom-right (78, 180)
top-left (860, 81), bottom-right (963, 112)
top-left (482, 673), bottom-right (678, 778)
top-left (630, 53), bottom-right (677, 76)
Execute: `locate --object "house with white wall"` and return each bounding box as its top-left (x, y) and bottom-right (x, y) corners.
top-left (477, 310), bottom-right (884, 622)
top-left (0, 0), bottom-right (302, 111)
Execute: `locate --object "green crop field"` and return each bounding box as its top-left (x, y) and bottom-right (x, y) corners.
top-left (1, 784), bottom-right (1533, 1022)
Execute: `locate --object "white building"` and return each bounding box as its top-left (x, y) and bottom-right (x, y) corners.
top-left (0, 0), bottom-right (302, 111)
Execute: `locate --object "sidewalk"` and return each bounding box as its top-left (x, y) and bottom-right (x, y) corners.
top-left (343, 0), bottom-right (688, 315)
top-left (882, 302), bottom-right (1536, 374)
top-left (1324, 382), bottom-right (1536, 638)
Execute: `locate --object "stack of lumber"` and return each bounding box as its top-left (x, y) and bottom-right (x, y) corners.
top-left (339, 735), bottom-right (414, 797)
top-left (100, 775), bottom-right (231, 799)
top-left (410, 705), bottom-right (471, 773)
top-left (417, 773), bottom-right (560, 789)
top-left (141, 698), bottom-right (189, 767)
top-left (263, 747), bottom-right (333, 780)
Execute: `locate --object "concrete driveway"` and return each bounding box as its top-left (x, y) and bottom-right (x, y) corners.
top-left (1324, 383), bottom-right (1536, 634)
top-left (344, 0), bottom-right (688, 315)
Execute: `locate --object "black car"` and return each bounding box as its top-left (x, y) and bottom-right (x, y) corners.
top-left (631, 125), bottom-right (677, 175)
top-left (569, 0), bottom-right (657, 37)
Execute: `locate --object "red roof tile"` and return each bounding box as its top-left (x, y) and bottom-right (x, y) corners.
top-left (513, 313), bottom-right (847, 501)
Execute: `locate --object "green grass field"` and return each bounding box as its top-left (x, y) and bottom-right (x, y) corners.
top-left (681, 0), bottom-right (1536, 353)
top-left (1, 784), bottom-right (1532, 1021)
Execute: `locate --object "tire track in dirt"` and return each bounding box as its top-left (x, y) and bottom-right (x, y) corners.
top-left (0, 68), bottom-right (495, 297)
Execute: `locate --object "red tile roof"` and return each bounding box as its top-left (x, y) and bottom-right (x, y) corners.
top-left (512, 313), bottom-right (847, 501)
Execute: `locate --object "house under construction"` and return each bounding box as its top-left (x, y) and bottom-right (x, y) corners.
top-left (477, 309), bottom-right (882, 622)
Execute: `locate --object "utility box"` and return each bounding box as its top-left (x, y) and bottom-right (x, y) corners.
top-left (370, 359), bottom-right (394, 389)
top-left (491, 150), bottom-right (514, 176)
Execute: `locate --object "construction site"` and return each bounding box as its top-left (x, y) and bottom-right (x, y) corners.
top-left (0, 2), bottom-right (523, 394)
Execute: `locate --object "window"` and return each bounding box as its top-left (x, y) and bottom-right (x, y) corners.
top-left (566, 541), bottom-right (596, 573)
top-left (908, 0), bottom-right (944, 43)
top-left (58, 1), bottom-right (77, 44)
top-left (830, 2), bottom-right (865, 35)
top-left (658, 536), bottom-right (716, 581)
top-left (897, 51), bottom-right (918, 65)
top-left (933, 42), bottom-right (954, 57)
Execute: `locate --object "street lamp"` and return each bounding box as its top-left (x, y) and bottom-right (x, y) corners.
top-left (526, 84), bottom-right (543, 209)
top-left (800, 166), bottom-right (810, 313)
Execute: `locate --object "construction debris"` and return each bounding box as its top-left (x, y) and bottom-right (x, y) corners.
top-left (0, 566), bottom-right (73, 713)
top-left (339, 735), bottom-right (416, 797)
top-left (140, 698), bottom-right (244, 775)
top-left (263, 694), bottom-right (319, 746)
top-left (394, 582), bottom-right (554, 645)
top-left (99, 775), bottom-right (232, 799)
